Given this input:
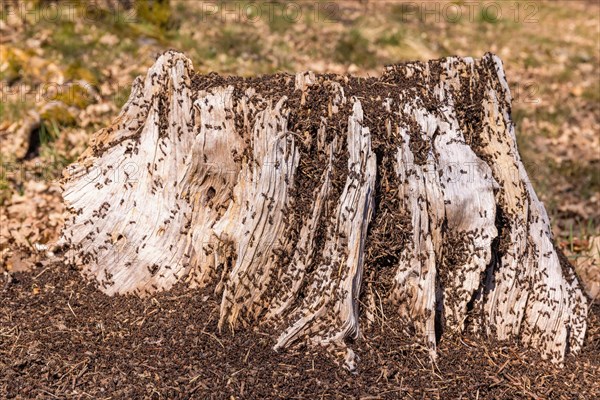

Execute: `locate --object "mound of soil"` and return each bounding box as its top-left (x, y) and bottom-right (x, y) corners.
top-left (1, 262), bottom-right (598, 399)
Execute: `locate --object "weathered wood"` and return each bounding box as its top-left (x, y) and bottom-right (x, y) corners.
top-left (59, 51), bottom-right (588, 369)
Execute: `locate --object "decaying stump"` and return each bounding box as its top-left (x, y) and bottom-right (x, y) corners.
top-left (59, 51), bottom-right (588, 369)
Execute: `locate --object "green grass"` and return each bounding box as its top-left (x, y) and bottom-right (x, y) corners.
top-left (134, 0), bottom-right (172, 29)
top-left (35, 120), bottom-right (78, 182)
top-left (50, 83), bottom-right (94, 109)
top-left (0, 150), bottom-right (22, 205)
top-left (214, 29), bottom-right (263, 58)
top-left (523, 54), bottom-right (542, 69)
top-left (167, 31), bottom-right (217, 68)
top-left (389, 3), bottom-right (417, 23)
top-left (513, 105), bottom-right (572, 138)
top-left (0, 179), bottom-right (9, 205)
top-left (582, 82), bottom-right (600, 103)
top-left (268, 14), bottom-right (295, 33)
top-left (38, 141), bottom-right (76, 174)
top-left (335, 29), bottom-right (377, 68)
top-left (556, 67), bottom-right (575, 84)
top-left (565, 218), bottom-right (599, 253)
top-left (40, 104), bottom-right (77, 128)
top-left (1, 100), bottom-right (32, 125)
top-left (550, 160), bottom-right (600, 200)
top-left (64, 61), bottom-right (101, 85)
top-left (38, 120), bottom-right (59, 147)
top-left (376, 30), bottom-right (406, 47)
top-left (476, 3), bottom-right (505, 25)
top-left (44, 21), bottom-right (90, 62)
top-left (0, 51), bottom-right (23, 83)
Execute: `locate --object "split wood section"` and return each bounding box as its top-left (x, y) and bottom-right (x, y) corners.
top-left (60, 51), bottom-right (588, 369)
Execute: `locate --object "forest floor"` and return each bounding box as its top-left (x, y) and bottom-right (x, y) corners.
top-left (0, 0), bottom-right (599, 398)
top-left (0, 263), bottom-right (598, 399)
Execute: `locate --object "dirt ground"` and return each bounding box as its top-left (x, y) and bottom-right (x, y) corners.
top-left (1, 260), bottom-right (598, 399)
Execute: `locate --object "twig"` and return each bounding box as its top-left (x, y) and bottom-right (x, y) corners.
top-left (9, 331), bottom-right (21, 355)
top-left (200, 329), bottom-right (224, 348)
top-left (67, 302), bottom-right (77, 318)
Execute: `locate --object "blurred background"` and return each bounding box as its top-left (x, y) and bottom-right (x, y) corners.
top-left (0, 0), bottom-right (598, 299)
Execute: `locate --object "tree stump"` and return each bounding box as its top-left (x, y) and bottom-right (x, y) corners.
top-left (59, 51), bottom-right (588, 369)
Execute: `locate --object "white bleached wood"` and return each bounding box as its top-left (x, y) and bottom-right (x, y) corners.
top-left (474, 55), bottom-right (587, 360)
top-left (425, 62), bottom-right (498, 334)
top-left (273, 100), bottom-right (376, 370)
top-left (61, 53), bottom-right (197, 295)
top-left (184, 86), bottom-right (245, 287)
top-left (218, 97), bottom-right (299, 329)
top-left (392, 124), bottom-right (440, 355)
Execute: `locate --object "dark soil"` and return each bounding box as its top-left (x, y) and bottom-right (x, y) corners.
top-left (1, 263), bottom-right (598, 399)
